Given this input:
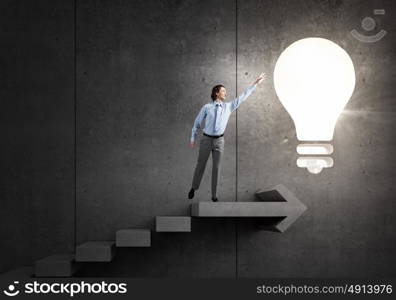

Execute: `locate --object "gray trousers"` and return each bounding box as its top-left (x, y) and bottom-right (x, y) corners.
top-left (191, 135), bottom-right (225, 198)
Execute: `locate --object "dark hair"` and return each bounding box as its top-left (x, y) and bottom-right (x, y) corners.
top-left (211, 84), bottom-right (225, 101)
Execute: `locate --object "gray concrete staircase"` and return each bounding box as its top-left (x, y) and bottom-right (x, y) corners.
top-left (1, 185), bottom-right (306, 278)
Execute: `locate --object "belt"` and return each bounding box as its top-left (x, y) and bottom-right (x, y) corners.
top-left (203, 132), bottom-right (224, 139)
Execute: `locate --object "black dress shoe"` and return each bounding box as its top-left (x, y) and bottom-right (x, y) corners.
top-left (188, 188), bottom-right (195, 199)
top-left (211, 197), bottom-right (218, 202)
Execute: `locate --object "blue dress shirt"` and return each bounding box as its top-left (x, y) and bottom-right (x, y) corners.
top-left (191, 84), bottom-right (257, 142)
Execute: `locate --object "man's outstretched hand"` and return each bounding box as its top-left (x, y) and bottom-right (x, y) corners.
top-left (253, 72), bottom-right (266, 85)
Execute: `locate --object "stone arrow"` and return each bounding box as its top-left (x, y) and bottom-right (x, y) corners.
top-left (254, 184), bottom-right (307, 232)
top-left (190, 184), bottom-right (307, 233)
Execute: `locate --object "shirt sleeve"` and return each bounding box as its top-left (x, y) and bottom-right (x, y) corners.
top-left (191, 105), bottom-right (207, 143)
top-left (230, 84), bottom-right (257, 112)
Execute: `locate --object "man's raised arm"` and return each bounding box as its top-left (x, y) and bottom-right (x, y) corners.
top-left (230, 72), bottom-right (266, 112)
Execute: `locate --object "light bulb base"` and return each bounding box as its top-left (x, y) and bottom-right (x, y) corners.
top-left (297, 157), bottom-right (334, 174)
top-left (296, 143), bottom-right (333, 155)
top-left (296, 143), bottom-right (334, 174)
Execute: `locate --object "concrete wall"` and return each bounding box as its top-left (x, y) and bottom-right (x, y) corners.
top-left (76, 0), bottom-right (396, 277)
top-left (2, 0), bottom-right (396, 278)
top-left (0, 0), bottom-right (75, 273)
top-left (236, 0), bottom-right (396, 278)
top-left (76, 0), bottom-right (238, 277)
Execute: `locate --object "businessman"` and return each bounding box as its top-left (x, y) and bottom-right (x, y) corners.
top-left (188, 72), bottom-right (266, 202)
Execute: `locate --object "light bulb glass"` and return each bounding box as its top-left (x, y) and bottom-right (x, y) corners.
top-left (274, 37), bottom-right (356, 173)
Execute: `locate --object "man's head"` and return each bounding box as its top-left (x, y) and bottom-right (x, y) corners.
top-left (211, 85), bottom-right (226, 101)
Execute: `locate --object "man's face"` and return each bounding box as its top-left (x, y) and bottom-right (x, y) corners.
top-left (216, 87), bottom-right (227, 101)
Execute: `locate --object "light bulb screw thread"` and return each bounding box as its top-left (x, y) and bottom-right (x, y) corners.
top-left (296, 143), bottom-right (334, 174)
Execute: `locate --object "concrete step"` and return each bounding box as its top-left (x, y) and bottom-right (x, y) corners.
top-left (191, 201), bottom-right (294, 217)
top-left (155, 216), bottom-right (191, 232)
top-left (116, 229), bottom-right (151, 247)
top-left (191, 184), bottom-right (307, 232)
top-left (35, 254), bottom-right (80, 277)
top-left (0, 266), bottom-right (34, 280)
top-left (75, 241), bottom-right (116, 262)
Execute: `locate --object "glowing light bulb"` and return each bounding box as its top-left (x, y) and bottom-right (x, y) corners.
top-left (274, 37), bottom-right (356, 174)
